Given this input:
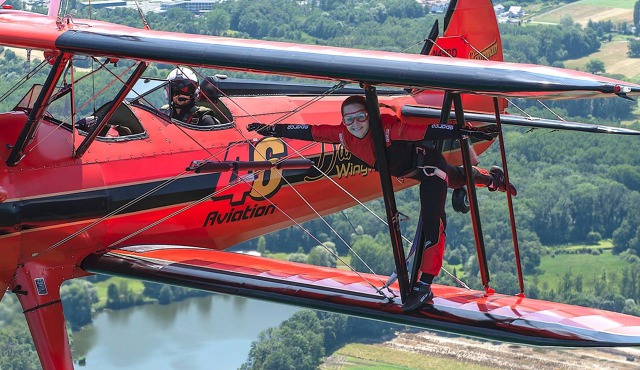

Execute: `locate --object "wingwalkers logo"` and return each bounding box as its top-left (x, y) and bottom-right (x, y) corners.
top-left (203, 138), bottom-right (371, 227)
top-left (305, 144), bottom-right (374, 181)
top-left (469, 40), bottom-right (499, 60)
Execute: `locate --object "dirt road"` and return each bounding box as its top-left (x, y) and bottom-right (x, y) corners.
top-left (324, 330), bottom-right (640, 369)
top-left (386, 331), bottom-right (640, 369)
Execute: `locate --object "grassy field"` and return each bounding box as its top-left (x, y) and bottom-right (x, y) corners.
top-left (532, 2), bottom-right (633, 25)
top-left (527, 1), bottom-right (640, 85)
top-left (577, 0), bottom-right (636, 9)
top-left (321, 343), bottom-right (494, 370)
top-left (265, 252), bottom-right (294, 260)
top-left (562, 40), bottom-right (640, 80)
top-left (535, 241), bottom-right (632, 292)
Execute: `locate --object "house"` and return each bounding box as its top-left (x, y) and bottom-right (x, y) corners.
top-left (508, 6), bottom-right (523, 18)
top-left (423, 0), bottom-right (450, 14)
top-left (160, 0), bottom-right (219, 12)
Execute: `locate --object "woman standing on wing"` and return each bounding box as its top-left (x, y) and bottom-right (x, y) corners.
top-left (248, 95), bottom-right (515, 312)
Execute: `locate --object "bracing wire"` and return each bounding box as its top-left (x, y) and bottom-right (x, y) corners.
top-left (147, 75), bottom-right (398, 292)
top-left (94, 156), bottom-right (393, 299)
top-left (199, 78), bottom-right (396, 291)
top-left (36, 64), bottom-right (415, 295)
top-left (23, 59), bottom-right (134, 155)
top-left (222, 77), bottom-right (476, 291)
top-left (0, 60), bottom-right (49, 104)
top-left (461, 37), bottom-right (564, 122)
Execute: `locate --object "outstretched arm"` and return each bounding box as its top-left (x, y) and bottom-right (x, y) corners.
top-left (247, 123), bottom-right (314, 141)
top-left (248, 123), bottom-right (347, 144)
top-left (388, 114), bottom-right (497, 142)
top-left (423, 123), bottom-right (497, 141)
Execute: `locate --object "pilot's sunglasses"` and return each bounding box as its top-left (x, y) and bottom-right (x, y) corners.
top-left (171, 81), bottom-right (196, 96)
top-left (343, 110), bottom-right (368, 126)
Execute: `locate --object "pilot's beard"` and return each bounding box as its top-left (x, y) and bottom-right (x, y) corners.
top-left (175, 96), bottom-right (191, 103)
top-left (173, 97), bottom-right (194, 109)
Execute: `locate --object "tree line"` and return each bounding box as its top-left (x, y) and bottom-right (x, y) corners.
top-left (239, 310), bottom-right (399, 370)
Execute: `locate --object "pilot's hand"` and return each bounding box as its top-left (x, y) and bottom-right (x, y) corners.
top-left (247, 122), bottom-right (278, 137)
top-left (76, 116), bottom-right (97, 132)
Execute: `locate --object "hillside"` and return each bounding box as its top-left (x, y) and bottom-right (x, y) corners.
top-left (563, 40), bottom-right (640, 79)
top-left (528, 1), bottom-right (639, 79)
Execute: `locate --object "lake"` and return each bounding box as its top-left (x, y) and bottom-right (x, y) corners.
top-left (72, 295), bottom-right (300, 370)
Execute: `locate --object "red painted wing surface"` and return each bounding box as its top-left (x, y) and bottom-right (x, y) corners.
top-left (84, 246), bottom-right (640, 347)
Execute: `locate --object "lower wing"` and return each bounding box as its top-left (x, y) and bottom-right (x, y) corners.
top-left (82, 245), bottom-right (640, 347)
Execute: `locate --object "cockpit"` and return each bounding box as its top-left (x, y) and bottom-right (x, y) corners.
top-left (126, 75), bottom-right (234, 131)
top-left (14, 74), bottom-right (235, 143)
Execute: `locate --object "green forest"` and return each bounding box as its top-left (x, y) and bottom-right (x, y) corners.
top-left (3, 0), bottom-right (640, 368)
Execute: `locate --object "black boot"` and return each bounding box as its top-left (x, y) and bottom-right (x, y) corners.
top-left (402, 282), bottom-right (434, 312)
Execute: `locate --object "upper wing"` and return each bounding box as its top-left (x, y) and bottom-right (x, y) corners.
top-left (82, 245), bottom-right (640, 347)
top-left (1, 10), bottom-right (639, 100)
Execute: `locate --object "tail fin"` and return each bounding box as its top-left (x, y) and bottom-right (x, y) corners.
top-left (427, 0), bottom-right (503, 62)
top-left (418, 0), bottom-right (507, 112)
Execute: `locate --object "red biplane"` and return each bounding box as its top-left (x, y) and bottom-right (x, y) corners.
top-left (2, 0), bottom-right (640, 368)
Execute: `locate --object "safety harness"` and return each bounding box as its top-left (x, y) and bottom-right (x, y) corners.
top-left (398, 140), bottom-right (448, 185)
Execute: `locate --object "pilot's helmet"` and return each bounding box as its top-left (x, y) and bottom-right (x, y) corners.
top-left (167, 67), bottom-right (199, 99)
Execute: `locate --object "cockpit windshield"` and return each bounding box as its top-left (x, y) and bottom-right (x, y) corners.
top-left (126, 77), bottom-right (170, 113)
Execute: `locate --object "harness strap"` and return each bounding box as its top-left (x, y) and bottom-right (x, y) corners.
top-left (417, 165), bottom-right (448, 185)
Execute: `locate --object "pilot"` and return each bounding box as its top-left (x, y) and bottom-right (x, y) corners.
top-left (248, 95), bottom-right (516, 312)
top-left (164, 68), bottom-right (220, 126)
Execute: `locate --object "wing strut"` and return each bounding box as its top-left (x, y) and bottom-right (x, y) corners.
top-left (451, 93), bottom-right (492, 292)
top-left (493, 97), bottom-right (525, 296)
top-left (364, 85), bottom-right (410, 301)
top-left (75, 62), bottom-right (148, 158)
top-left (6, 52), bottom-right (71, 166)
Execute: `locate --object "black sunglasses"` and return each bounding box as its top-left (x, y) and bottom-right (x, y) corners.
top-left (171, 80), bottom-right (197, 96)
